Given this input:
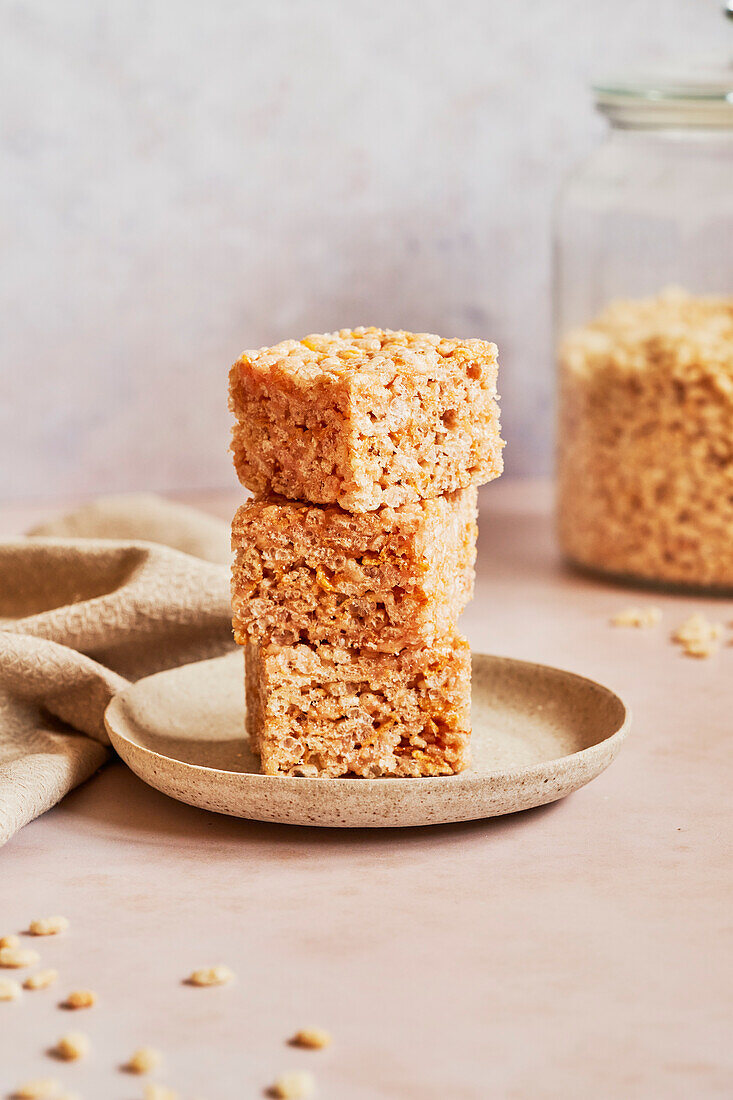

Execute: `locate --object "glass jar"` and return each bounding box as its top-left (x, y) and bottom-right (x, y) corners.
top-left (554, 63), bottom-right (733, 592)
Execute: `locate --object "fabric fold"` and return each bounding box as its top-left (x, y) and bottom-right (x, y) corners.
top-left (0, 494), bottom-right (236, 846)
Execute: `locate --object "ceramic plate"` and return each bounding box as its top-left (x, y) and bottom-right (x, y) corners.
top-left (104, 651), bottom-right (629, 828)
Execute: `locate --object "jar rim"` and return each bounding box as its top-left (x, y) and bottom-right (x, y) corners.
top-left (593, 59), bottom-right (733, 128)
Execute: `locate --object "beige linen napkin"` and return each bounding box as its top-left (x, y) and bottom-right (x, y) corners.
top-left (0, 494), bottom-right (235, 846)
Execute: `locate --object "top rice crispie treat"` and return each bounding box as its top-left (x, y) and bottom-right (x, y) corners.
top-left (229, 327), bottom-right (503, 513)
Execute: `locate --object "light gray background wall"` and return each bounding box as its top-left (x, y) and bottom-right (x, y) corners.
top-left (0, 0), bottom-right (726, 499)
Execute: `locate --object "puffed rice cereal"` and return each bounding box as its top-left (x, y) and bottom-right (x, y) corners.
top-left (29, 917), bottom-right (69, 936)
top-left (270, 1070), bottom-right (316, 1099)
top-left (187, 965), bottom-right (234, 987)
top-left (610, 607), bottom-right (662, 628)
top-left (143, 1085), bottom-right (177, 1100)
top-left (0, 946), bottom-right (40, 968)
top-left (53, 1032), bottom-right (90, 1061)
top-left (559, 289), bottom-right (733, 590)
top-left (291, 1027), bottom-right (332, 1050)
top-left (671, 613), bottom-right (724, 658)
top-left (125, 1046), bottom-right (162, 1074)
top-left (24, 970), bottom-right (59, 991)
top-left (11, 1079), bottom-right (59, 1099)
top-left (0, 977), bottom-right (22, 1001)
top-left (63, 989), bottom-right (96, 1010)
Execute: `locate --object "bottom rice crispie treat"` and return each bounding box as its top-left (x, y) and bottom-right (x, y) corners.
top-left (244, 634), bottom-right (471, 778)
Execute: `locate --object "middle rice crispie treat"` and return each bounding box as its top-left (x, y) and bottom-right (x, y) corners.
top-left (231, 486), bottom-right (477, 654)
top-left (244, 633), bottom-right (472, 778)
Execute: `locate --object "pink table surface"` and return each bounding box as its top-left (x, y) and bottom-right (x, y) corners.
top-left (1, 481), bottom-right (731, 1100)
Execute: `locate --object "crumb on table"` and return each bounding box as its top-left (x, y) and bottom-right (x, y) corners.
top-left (0, 946), bottom-right (40, 969)
top-left (63, 988), bottom-right (96, 1009)
top-left (609, 607), bottom-right (662, 628)
top-left (270, 1069), bottom-right (317, 1099)
top-left (291, 1027), bottom-right (332, 1050)
top-left (11, 1079), bottom-right (59, 1099)
top-left (671, 613), bottom-right (724, 658)
top-left (53, 1032), bottom-right (90, 1061)
top-left (24, 969), bottom-right (58, 991)
top-left (0, 977), bottom-right (22, 1001)
top-left (143, 1085), bottom-right (178, 1100)
top-left (187, 965), bottom-right (234, 987)
top-left (125, 1046), bottom-right (163, 1074)
top-left (29, 917), bottom-right (69, 936)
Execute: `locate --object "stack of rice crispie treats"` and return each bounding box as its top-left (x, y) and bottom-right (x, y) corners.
top-left (228, 328), bottom-right (503, 778)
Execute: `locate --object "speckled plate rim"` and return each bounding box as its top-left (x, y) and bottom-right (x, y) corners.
top-left (104, 653), bottom-right (631, 828)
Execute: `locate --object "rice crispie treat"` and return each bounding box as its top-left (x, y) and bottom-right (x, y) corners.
top-left (231, 486), bottom-right (477, 653)
top-left (558, 289), bottom-right (733, 589)
top-left (229, 328), bottom-right (503, 513)
top-left (244, 634), bottom-right (471, 778)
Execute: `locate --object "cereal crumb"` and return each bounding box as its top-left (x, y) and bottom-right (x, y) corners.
top-left (125, 1046), bottom-right (162, 1074)
top-left (679, 640), bottom-right (718, 659)
top-left (143, 1085), bottom-right (178, 1100)
top-left (187, 965), bottom-right (234, 987)
top-left (0, 977), bottom-right (22, 1001)
top-left (29, 916), bottom-right (69, 936)
top-left (63, 989), bottom-right (96, 1010)
top-left (0, 946), bottom-right (41, 968)
top-left (270, 1070), bottom-right (316, 1098)
top-left (53, 1032), bottom-right (90, 1061)
top-left (609, 606), bottom-right (662, 628)
top-left (291, 1027), bottom-right (332, 1050)
top-left (0, 933), bottom-right (21, 949)
top-left (671, 613), bottom-right (723, 658)
top-left (12, 1079), bottom-right (60, 1099)
top-left (24, 969), bottom-right (59, 991)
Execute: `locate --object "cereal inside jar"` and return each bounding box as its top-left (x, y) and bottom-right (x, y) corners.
top-left (558, 290), bottom-right (733, 589)
top-left (554, 60), bottom-right (733, 592)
